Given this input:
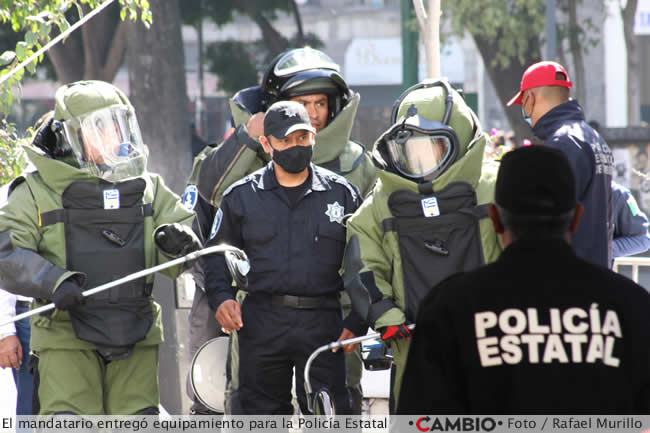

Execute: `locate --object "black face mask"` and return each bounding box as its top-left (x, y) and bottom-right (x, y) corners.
top-left (272, 145), bottom-right (313, 173)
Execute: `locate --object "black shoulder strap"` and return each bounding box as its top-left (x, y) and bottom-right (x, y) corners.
top-left (8, 176), bottom-right (27, 197)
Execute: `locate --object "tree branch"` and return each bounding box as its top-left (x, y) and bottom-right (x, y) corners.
top-left (568, 0), bottom-right (585, 104)
top-left (412, 0), bottom-right (427, 30)
top-left (239, 0), bottom-right (287, 54)
top-left (290, 0), bottom-right (305, 45)
top-left (81, 4), bottom-right (100, 78)
top-left (102, 19), bottom-right (127, 82)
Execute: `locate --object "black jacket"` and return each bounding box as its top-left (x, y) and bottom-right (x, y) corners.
top-left (532, 100), bottom-right (614, 268)
top-left (202, 162), bottom-right (363, 333)
top-left (398, 238), bottom-right (650, 414)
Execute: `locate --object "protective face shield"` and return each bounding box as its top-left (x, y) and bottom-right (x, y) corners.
top-left (381, 116), bottom-right (459, 181)
top-left (57, 104), bottom-right (147, 182)
top-left (261, 47), bottom-right (350, 120)
top-left (374, 79), bottom-right (461, 183)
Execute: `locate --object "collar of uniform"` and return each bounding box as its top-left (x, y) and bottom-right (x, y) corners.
top-left (258, 162), bottom-right (329, 192)
top-left (500, 237), bottom-right (576, 264)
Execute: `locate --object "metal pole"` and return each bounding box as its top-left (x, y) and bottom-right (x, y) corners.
top-left (546, 0), bottom-right (557, 60)
top-left (0, 244), bottom-right (246, 327)
top-left (197, 0), bottom-right (206, 133)
top-left (304, 323), bottom-right (416, 413)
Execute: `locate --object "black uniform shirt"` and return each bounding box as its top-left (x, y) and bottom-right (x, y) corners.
top-left (202, 162), bottom-right (360, 310)
top-left (398, 238), bottom-right (650, 414)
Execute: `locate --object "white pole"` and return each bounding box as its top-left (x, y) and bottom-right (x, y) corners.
top-left (0, 244), bottom-right (245, 326)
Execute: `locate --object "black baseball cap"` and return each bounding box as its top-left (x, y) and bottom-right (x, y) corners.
top-left (495, 145), bottom-right (577, 216)
top-left (263, 101), bottom-right (316, 139)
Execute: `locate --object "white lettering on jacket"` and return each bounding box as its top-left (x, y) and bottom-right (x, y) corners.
top-left (475, 305), bottom-right (621, 368)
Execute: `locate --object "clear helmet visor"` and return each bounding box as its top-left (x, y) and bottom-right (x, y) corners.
top-left (61, 105), bottom-right (147, 181)
top-left (274, 48), bottom-right (340, 77)
top-left (386, 133), bottom-right (453, 179)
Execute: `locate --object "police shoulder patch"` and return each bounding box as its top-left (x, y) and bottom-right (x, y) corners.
top-left (182, 184), bottom-right (199, 211)
top-left (209, 208), bottom-right (223, 240)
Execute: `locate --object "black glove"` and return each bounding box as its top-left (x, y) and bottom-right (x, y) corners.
top-left (155, 223), bottom-right (202, 257)
top-left (380, 323), bottom-right (411, 343)
top-left (52, 280), bottom-right (85, 311)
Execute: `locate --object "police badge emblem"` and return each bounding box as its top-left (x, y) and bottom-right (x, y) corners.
top-left (325, 201), bottom-right (345, 224)
top-left (182, 185), bottom-right (199, 211)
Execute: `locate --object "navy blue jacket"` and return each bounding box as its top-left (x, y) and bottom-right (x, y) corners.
top-left (532, 100), bottom-right (614, 268)
top-left (612, 181), bottom-right (650, 260)
top-left (398, 238), bottom-right (650, 414)
top-left (202, 162), bottom-right (362, 331)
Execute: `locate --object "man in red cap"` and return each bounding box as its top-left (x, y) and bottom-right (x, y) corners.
top-left (507, 61), bottom-right (614, 268)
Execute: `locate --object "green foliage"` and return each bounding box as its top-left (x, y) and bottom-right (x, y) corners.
top-left (442, 0), bottom-right (546, 69)
top-left (0, 119), bottom-right (28, 184)
top-left (196, 0), bottom-right (324, 95)
top-left (199, 0), bottom-right (291, 27)
top-left (0, 0), bottom-right (151, 182)
top-left (206, 40), bottom-right (261, 95)
top-left (207, 33), bottom-right (324, 96)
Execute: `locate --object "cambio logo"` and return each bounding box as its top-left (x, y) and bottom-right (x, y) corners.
top-left (410, 416), bottom-right (498, 432)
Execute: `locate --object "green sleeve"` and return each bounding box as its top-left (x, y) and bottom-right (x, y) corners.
top-left (197, 125), bottom-right (267, 207)
top-left (0, 183), bottom-right (83, 299)
top-left (150, 174), bottom-right (196, 279)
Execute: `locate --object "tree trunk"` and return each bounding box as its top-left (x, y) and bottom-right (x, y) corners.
top-left (47, 39), bottom-right (84, 83)
top-left (413, 0), bottom-right (441, 78)
top-left (568, 0), bottom-right (585, 105)
top-left (125, 0), bottom-right (190, 195)
top-left (622, 0), bottom-right (640, 125)
top-left (46, 2), bottom-right (125, 84)
top-left (472, 32), bottom-right (542, 145)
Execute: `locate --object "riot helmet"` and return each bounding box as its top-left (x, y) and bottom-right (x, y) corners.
top-left (50, 80), bottom-right (147, 182)
top-left (373, 79), bottom-right (477, 183)
top-left (261, 47), bottom-right (350, 122)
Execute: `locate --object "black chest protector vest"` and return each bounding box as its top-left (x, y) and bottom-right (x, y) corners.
top-left (382, 181), bottom-right (489, 322)
top-left (41, 179), bottom-right (153, 360)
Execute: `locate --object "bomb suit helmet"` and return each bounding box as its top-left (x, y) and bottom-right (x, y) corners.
top-left (51, 80), bottom-right (147, 182)
top-left (373, 78), bottom-right (480, 183)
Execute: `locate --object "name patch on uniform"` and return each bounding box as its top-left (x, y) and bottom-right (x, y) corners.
top-left (103, 189), bottom-right (120, 209)
top-left (325, 201), bottom-right (345, 224)
top-left (182, 185), bottom-right (199, 211)
top-left (209, 208), bottom-right (223, 240)
top-left (421, 196), bottom-right (440, 217)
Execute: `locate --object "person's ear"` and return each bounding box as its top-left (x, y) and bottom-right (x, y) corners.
top-left (569, 203), bottom-right (583, 233)
top-left (488, 203), bottom-right (505, 234)
top-left (259, 135), bottom-right (273, 155)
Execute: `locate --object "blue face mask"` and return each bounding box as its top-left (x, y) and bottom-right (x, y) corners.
top-left (521, 106), bottom-right (532, 128)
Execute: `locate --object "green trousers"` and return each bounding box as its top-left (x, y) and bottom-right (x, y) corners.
top-left (389, 338), bottom-right (410, 410)
top-left (35, 345), bottom-right (159, 415)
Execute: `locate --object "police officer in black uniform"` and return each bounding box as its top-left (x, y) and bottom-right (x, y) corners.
top-left (202, 101), bottom-right (362, 415)
top-left (398, 145), bottom-right (650, 414)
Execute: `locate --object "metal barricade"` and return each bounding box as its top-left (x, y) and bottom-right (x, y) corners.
top-left (613, 256), bottom-right (650, 284)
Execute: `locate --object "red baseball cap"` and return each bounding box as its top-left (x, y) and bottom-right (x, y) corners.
top-left (507, 61), bottom-right (573, 106)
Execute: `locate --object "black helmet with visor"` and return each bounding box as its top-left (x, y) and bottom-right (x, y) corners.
top-left (261, 47), bottom-right (350, 121)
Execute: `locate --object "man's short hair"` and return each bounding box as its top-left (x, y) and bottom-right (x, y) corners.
top-left (495, 145), bottom-right (578, 239)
